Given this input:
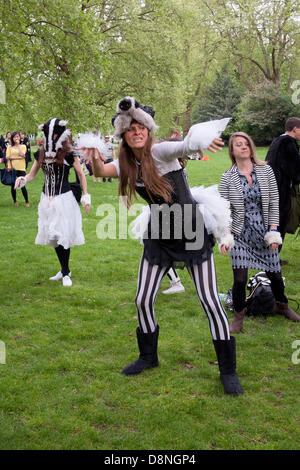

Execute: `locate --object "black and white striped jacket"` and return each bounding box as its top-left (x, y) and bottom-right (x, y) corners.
top-left (220, 163), bottom-right (280, 235)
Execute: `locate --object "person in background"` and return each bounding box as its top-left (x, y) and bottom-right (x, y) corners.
top-left (0, 134), bottom-right (5, 161)
top-left (20, 131), bottom-right (32, 169)
top-left (162, 267), bottom-right (185, 294)
top-left (265, 117), bottom-right (300, 262)
top-left (6, 131), bottom-right (29, 207)
top-left (169, 129), bottom-right (182, 141)
top-left (5, 131), bottom-right (11, 150)
top-left (102, 134), bottom-right (116, 182)
top-left (15, 118), bottom-right (91, 287)
top-left (220, 132), bottom-right (300, 333)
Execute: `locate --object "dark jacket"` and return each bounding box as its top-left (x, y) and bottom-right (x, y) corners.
top-left (265, 134), bottom-right (300, 233)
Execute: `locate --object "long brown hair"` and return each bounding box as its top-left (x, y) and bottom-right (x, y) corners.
top-left (118, 134), bottom-right (174, 208)
top-left (228, 132), bottom-right (266, 167)
top-left (38, 138), bottom-right (72, 167)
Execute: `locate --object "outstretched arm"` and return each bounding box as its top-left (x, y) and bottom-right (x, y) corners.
top-left (76, 147), bottom-right (118, 178)
top-left (152, 137), bottom-right (224, 162)
top-left (14, 159), bottom-right (40, 188)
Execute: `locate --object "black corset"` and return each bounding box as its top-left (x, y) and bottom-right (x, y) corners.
top-left (134, 169), bottom-right (213, 268)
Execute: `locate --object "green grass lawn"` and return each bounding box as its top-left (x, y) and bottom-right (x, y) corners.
top-left (0, 147), bottom-right (299, 450)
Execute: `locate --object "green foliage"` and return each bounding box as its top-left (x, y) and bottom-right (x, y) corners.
top-left (201, 0), bottom-right (300, 89)
top-left (0, 0), bottom-right (189, 136)
top-left (192, 65), bottom-right (244, 140)
top-left (237, 82), bottom-right (300, 144)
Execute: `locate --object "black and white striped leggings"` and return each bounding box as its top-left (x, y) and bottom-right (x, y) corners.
top-left (135, 253), bottom-right (230, 340)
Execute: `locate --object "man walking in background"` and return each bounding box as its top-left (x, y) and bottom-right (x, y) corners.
top-left (265, 117), bottom-right (300, 262)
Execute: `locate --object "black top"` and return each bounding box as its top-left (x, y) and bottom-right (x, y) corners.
top-left (135, 168), bottom-right (214, 268)
top-left (35, 151), bottom-right (75, 196)
top-left (265, 135), bottom-right (300, 231)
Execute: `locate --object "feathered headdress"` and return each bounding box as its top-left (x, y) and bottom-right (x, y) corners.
top-left (112, 96), bottom-right (158, 139)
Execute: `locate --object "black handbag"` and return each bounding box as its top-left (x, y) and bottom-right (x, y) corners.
top-left (246, 272), bottom-right (275, 316)
top-left (0, 166), bottom-right (17, 185)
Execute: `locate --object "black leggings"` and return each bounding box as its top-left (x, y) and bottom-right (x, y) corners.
top-left (167, 268), bottom-right (179, 281)
top-left (11, 171), bottom-right (28, 203)
top-left (232, 268), bottom-right (287, 312)
top-left (135, 253), bottom-right (230, 340)
top-left (55, 245), bottom-right (70, 276)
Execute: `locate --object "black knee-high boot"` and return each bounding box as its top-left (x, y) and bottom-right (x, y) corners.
top-left (213, 336), bottom-right (244, 395)
top-left (122, 325), bottom-right (159, 376)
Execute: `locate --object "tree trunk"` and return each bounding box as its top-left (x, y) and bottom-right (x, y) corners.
top-left (183, 104), bottom-right (192, 137)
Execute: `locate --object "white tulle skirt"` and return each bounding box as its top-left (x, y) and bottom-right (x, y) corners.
top-left (130, 185), bottom-right (231, 244)
top-left (35, 191), bottom-right (85, 249)
top-left (190, 184), bottom-right (232, 241)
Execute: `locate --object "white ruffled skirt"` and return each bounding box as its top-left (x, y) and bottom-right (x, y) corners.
top-left (35, 191), bottom-right (85, 249)
top-left (190, 184), bottom-right (231, 241)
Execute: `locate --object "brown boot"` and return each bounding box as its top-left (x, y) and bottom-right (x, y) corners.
top-left (274, 301), bottom-right (300, 322)
top-left (230, 308), bottom-right (247, 333)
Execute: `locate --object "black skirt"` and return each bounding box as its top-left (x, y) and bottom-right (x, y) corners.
top-left (135, 169), bottom-right (214, 268)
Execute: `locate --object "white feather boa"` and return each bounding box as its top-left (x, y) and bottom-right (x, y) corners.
top-left (76, 132), bottom-right (107, 155)
top-left (185, 118), bottom-right (231, 152)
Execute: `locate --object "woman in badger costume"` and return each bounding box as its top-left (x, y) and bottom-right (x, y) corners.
top-left (78, 97), bottom-right (243, 395)
top-left (15, 118), bottom-right (91, 287)
top-left (220, 132), bottom-right (300, 331)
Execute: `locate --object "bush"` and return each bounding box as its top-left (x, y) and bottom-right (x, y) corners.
top-left (192, 66), bottom-right (243, 142)
top-left (237, 82), bottom-right (300, 145)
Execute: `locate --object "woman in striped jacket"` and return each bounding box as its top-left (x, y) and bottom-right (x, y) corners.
top-left (220, 132), bottom-right (299, 332)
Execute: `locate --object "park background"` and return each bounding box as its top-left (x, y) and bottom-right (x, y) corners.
top-left (0, 0), bottom-right (299, 451)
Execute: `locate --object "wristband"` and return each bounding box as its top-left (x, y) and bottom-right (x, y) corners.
top-left (15, 176), bottom-right (27, 188)
top-left (218, 233), bottom-right (235, 252)
top-left (80, 194), bottom-right (91, 206)
top-left (264, 230), bottom-right (282, 246)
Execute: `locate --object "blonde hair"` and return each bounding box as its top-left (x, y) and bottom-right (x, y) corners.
top-left (228, 132), bottom-right (266, 167)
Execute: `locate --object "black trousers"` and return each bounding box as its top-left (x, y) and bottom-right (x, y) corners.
top-left (11, 170), bottom-right (28, 203)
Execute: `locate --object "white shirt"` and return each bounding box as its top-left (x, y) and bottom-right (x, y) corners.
top-left (111, 140), bottom-right (189, 177)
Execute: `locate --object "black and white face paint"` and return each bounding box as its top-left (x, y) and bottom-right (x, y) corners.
top-left (38, 118), bottom-right (70, 158)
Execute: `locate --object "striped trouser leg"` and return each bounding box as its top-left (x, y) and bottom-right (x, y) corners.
top-left (188, 254), bottom-right (230, 340)
top-left (135, 254), bottom-right (169, 333)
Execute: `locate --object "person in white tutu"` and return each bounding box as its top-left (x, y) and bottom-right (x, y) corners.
top-left (15, 118), bottom-right (91, 287)
top-left (77, 96), bottom-right (243, 396)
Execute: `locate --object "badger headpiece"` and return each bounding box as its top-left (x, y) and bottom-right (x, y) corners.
top-left (38, 118), bottom-right (71, 158)
top-left (112, 96), bottom-right (158, 139)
